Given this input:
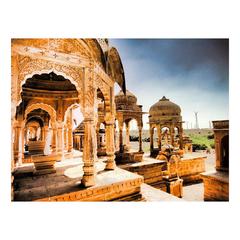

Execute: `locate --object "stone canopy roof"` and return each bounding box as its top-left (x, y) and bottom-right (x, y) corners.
top-left (115, 90), bottom-right (141, 112)
top-left (149, 96), bottom-right (181, 117)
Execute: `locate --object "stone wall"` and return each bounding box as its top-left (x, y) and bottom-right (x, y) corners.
top-left (177, 157), bottom-right (206, 183)
top-left (37, 177), bottom-right (144, 202)
top-left (121, 156), bottom-right (206, 189)
top-left (121, 161), bottom-right (166, 187)
top-left (201, 172), bottom-right (229, 201)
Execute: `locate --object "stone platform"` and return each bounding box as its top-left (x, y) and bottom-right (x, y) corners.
top-left (119, 152), bottom-right (206, 186)
top-left (22, 150), bottom-right (81, 164)
top-left (115, 151), bottom-right (144, 164)
top-left (13, 159), bottom-right (144, 202)
top-left (141, 183), bottom-right (183, 201)
top-left (177, 153), bottom-right (207, 184)
top-left (119, 156), bottom-right (167, 190)
top-left (118, 152), bottom-right (207, 198)
top-left (201, 171), bottom-right (229, 201)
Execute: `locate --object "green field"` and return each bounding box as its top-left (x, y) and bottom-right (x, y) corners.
top-left (128, 129), bottom-right (214, 150)
top-left (187, 134), bottom-right (214, 149)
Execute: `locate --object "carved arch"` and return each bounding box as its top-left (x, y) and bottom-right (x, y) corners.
top-left (63, 103), bottom-right (83, 125)
top-left (16, 57), bottom-right (83, 104)
top-left (24, 103), bottom-right (57, 123)
top-left (96, 76), bottom-right (111, 113)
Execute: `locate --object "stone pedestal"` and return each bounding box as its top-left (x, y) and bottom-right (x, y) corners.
top-left (201, 171), bottom-right (229, 201)
top-left (32, 153), bottom-right (62, 175)
top-left (115, 151), bottom-right (144, 164)
top-left (28, 140), bottom-right (45, 154)
top-left (163, 176), bottom-right (183, 198)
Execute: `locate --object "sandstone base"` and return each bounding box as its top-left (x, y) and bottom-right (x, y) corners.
top-left (13, 166), bottom-right (144, 202)
top-left (176, 154), bottom-right (206, 184)
top-left (119, 158), bottom-right (168, 191)
top-left (32, 153), bottom-right (62, 175)
top-left (28, 141), bottom-right (45, 154)
top-left (141, 183), bottom-right (183, 201)
top-left (115, 151), bottom-right (144, 164)
top-left (97, 147), bottom-right (107, 156)
top-left (201, 171), bottom-right (229, 201)
top-left (164, 177), bottom-right (183, 198)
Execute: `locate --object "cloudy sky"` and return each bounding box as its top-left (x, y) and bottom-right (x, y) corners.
top-left (110, 39), bottom-right (229, 130)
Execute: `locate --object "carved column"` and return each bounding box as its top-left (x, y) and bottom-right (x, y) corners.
top-left (114, 123), bottom-right (118, 150)
top-left (13, 121), bottom-right (24, 166)
top-left (96, 126), bottom-right (100, 149)
top-left (150, 126), bottom-right (154, 152)
top-left (21, 126), bottom-right (25, 160)
top-left (170, 125), bottom-right (174, 146)
top-left (81, 66), bottom-right (97, 187)
top-left (119, 121), bottom-right (124, 152)
top-left (105, 119), bottom-right (116, 170)
top-left (82, 117), bottom-right (96, 186)
top-left (51, 126), bottom-right (57, 153)
top-left (157, 125), bottom-right (161, 149)
top-left (57, 122), bottom-right (64, 158)
top-left (67, 108), bottom-right (73, 152)
top-left (41, 127), bottom-right (44, 141)
top-left (138, 125), bottom-right (143, 152)
top-left (179, 124), bottom-right (183, 149)
top-left (215, 136), bottom-right (221, 170)
top-left (125, 121), bottom-right (130, 150)
top-left (43, 125), bottom-right (49, 142)
top-left (64, 126), bottom-right (68, 151)
top-left (67, 125), bottom-right (73, 153)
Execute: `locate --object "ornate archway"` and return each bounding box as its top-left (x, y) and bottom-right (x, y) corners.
top-left (24, 102), bottom-right (57, 124)
top-left (16, 58), bottom-right (84, 105)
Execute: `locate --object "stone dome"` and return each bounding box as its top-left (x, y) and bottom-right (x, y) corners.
top-left (115, 90), bottom-right (137, 110)
top-left (149, 96), bottom-right (181, 118)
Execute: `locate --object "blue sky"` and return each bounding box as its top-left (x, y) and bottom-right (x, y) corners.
top-left (110, 39), bottom-right (229, 129)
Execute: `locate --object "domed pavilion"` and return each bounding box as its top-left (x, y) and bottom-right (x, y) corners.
top-left (115, 90), bottom-right (145, 162)
top-left (149, 96), bottom-right (184, 156)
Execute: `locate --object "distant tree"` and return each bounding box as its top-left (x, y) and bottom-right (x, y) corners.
top-left (207, 134), bottom-right (214, 139)
top-left (192, 143), bottom-right (208, 151)
top-left (210, 143), bottom-right (215, 149)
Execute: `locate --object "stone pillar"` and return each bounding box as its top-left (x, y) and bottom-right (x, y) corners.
top-left (215, 137), bottom-right (221, 170)
top-left (43, 126), bottom-right (49, 142)
top-left (21, 127), bottom-right (25, 160)
top-left (64, 126), bottom-right (68, 151)
top-left (125, 121), bottom-right (130, 149)
top-left (82, 118), bottom-right (96, 187)
top-left (179, 125), bottom-right (183, 149)
top-left (67, 109), bottom-right (73, 152)
top-left (96, 127), bottom-right (100, 148)
top-left (105, 121), bottom-right (116, 170)
top-left (157, 125), bottom-right (161, 149)
top-left (119, 121), bottom-right (124, 152)
top-left (51, 127), bottom-right (57, 153)
top-left (13, 121), bottom-right (24, 166)
top-left (57, 122), bottom-right (64, 158)
top-left (67, 125), bottom-right (73, 152)
top-left (150, 126), bottom-right (154, 151)
top-left (170, 126), bottom-right (174, 146)
top-left (114, 123), bottom-right (118, 150)
top-left (138, 126), bottom-right (143, 152)
top-left (41, 127), bottom-right (44, 141)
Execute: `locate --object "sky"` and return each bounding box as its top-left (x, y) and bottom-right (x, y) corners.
top-left (110, 39), bottom-right (229, 130)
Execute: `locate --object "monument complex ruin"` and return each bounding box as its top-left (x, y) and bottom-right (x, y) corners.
top-left (11, 38), bottom-right (228, 202)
